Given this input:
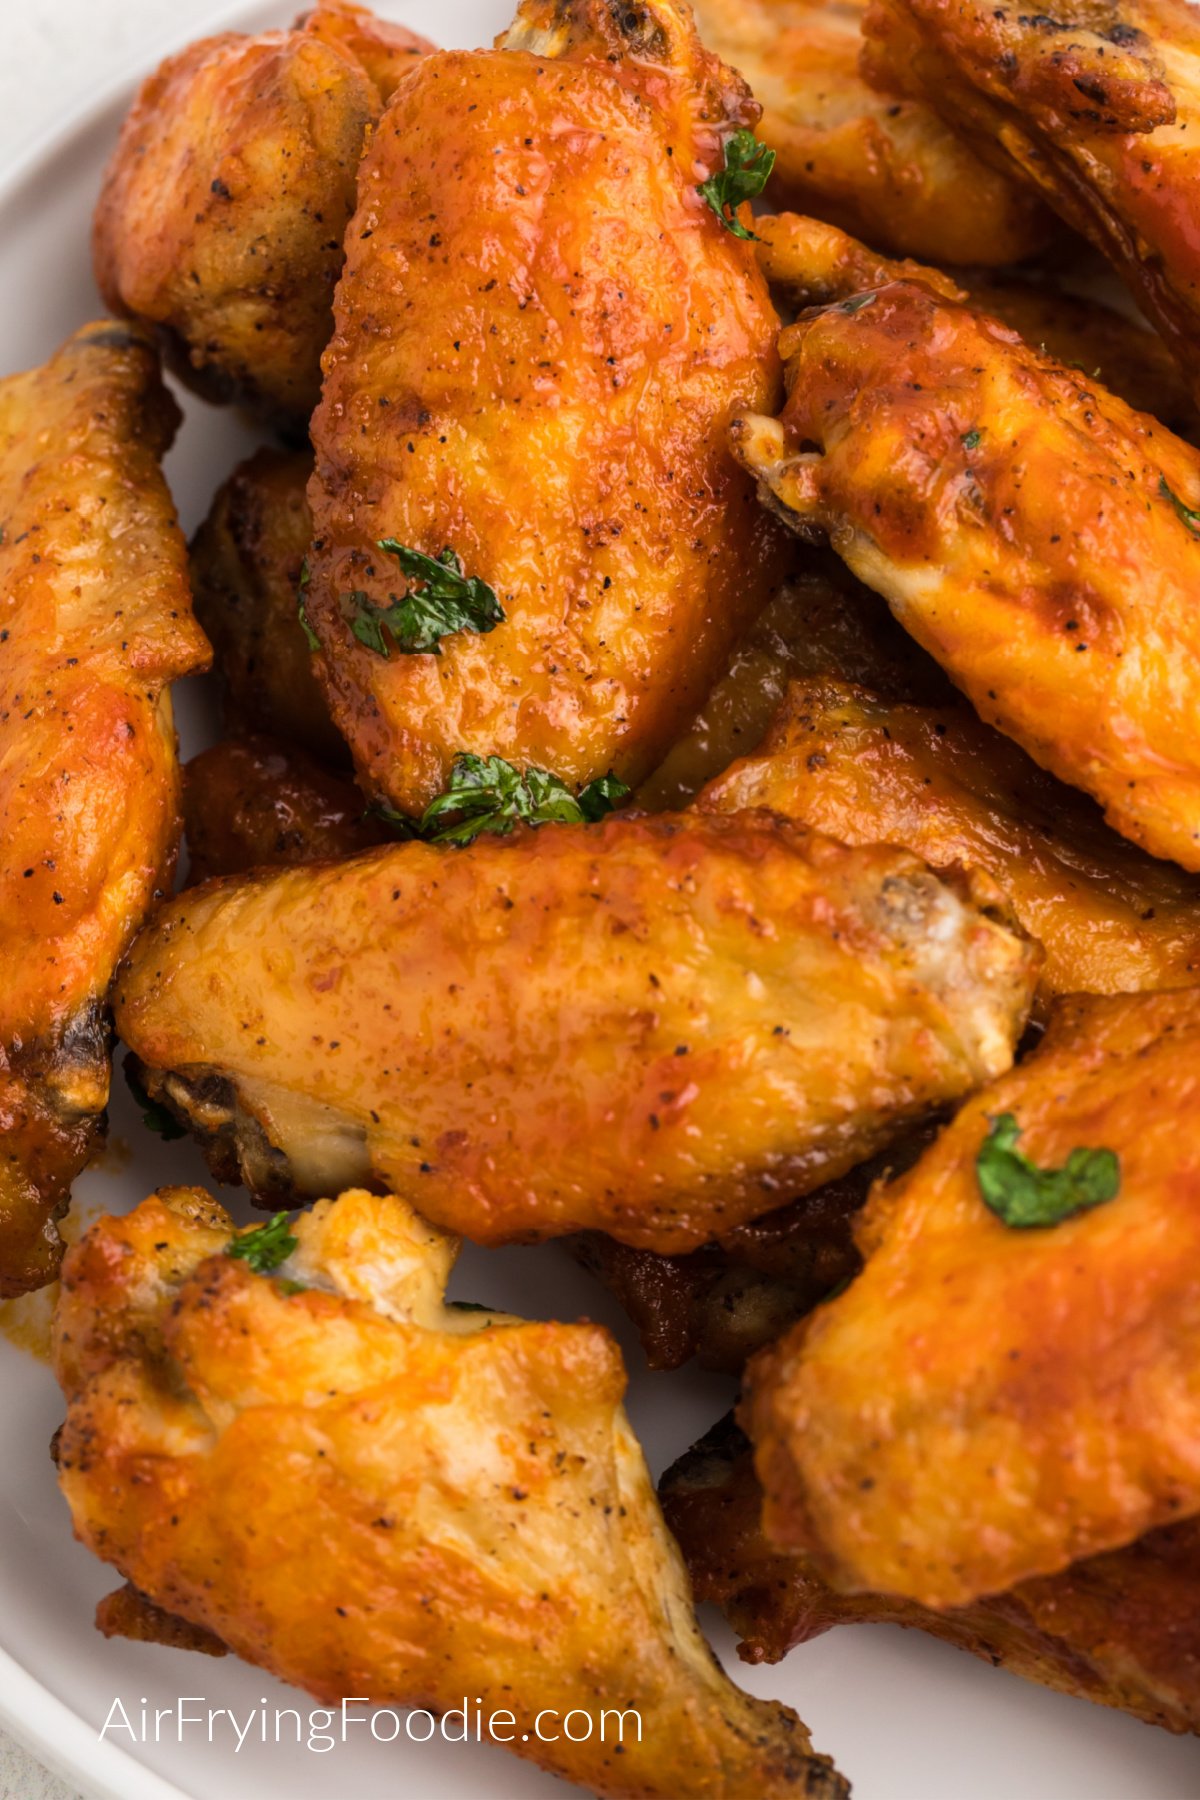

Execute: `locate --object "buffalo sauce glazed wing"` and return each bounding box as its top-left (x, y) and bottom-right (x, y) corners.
top-left (743, 987), bottom-right (1200, 1610)
top-left (861, 0), bottom-right (1200, 399)
top-left (304, 0), bottom-right (790, 816)
top-left (92, 5), bottom-right (434, 429)
top-left (113, 813), bottom-right (1038, 1252)
top-left (0, 322), bottom-right (208, 1294)
top-left (54, 1186), bottom-right (847, 1800)
top-left (685, 0), bottom-right (1048, 263)
top-left (700, 678), bottom-right (1200, 999)
top-left (730, 274), bottom-right (1200, 871)
top-left (661, 1415), bottom-right (1200, 1734)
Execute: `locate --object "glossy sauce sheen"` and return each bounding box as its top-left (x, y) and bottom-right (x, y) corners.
top-left (306, 0), bottom-right (788, 811)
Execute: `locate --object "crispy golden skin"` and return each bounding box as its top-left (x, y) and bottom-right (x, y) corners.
top-left (574, 1129), bottom-right (939, 1371)
top-left (184, 737), bottom-right (386, 885)
top-left (731, 276), bottom-right (1200, 871)
top-left (688, 0), bottom-right (1047, 263)
top-left (93, 6), bottom-right (433, 428)
top-left (54, 1187), bottom-right (846, 1800)
top-left (305, 0), bottom-right (789, 816)
top-left (744, 987), bottom-right (1200, 1609)
top-left (190, 449), bottom-right (343, 762)
top-left (701, 678), bottom-right (1200, 999)
top-left (861, 0), bottom-right (1200, 398)
top-left (662, 1415), bottom-right (1200, 1734)
top-left (114, 813), bottom-right (1037, 1251)
top-left (634, 551), bottom-right (950, 811)
top-left (755, 211), bottom-right (1200, 440)
top-left (0, 322), bottom-right (208, 1295)
top-left (296, 0), bottom-right (432, 97)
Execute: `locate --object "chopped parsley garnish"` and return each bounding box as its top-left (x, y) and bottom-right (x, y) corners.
top-left (226, 1211), bottom-right (299, 1275)
top-left (976, 1112), bottom-right (1120, 1229)
top-left (961, 428), bottom-right (982, 452)
top-left (418, 754), bottom-right (629, 846)
top-left (1160, 474), bottom-right (1200, 535)
top-left (123, 1058), bottom-right (186, 1141)
top-left (697, 129), bottom-right (775, 241)
top-left (839, 292), bottom-right (876, 315)
top-left (347, 541), bottom-right (504, 656)
top-left (297, 558), bottom-right (320, 651)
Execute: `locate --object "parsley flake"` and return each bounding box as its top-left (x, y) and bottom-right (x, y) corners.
top-left (226, 1211), bottom-right (299, 1275)
top-left (123, 1058), bottom-right (186, 1141)
top-left (839, 292), bottom-right (877, 315)
top-left (1160, 474), bottom-right (1200, 535)
top-left (697, 129), bottom-right (775, 241)
top-left (419, 754), bottom-right (629, 846)
top-left (347, 541), bottom-right (504, 656)
top-left (297, 558), bottom-right (320, 651)
top-left (961, 429), bottom-right (982, 452)
top-left (976, 1112), bottom-right (1120, 1229)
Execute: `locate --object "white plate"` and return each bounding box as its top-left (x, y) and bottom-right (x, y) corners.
top-left (0, 4), bottom-right (1197, 1796)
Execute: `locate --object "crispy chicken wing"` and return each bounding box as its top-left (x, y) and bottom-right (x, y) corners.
top-left (190, 449), bottom-right (343, 762)
top-left (93, 6), bottom-right (433, 429)
top-left (304, 0), bottom-right (789, 816)
top-left (755, 211), bottom-right (1200, 440)
top-left (861, 0), bottom-right (1200, 398)
top-left (184, 737), bottom-right (385, 885)
top-left (573, 1129), bottom-right (938, 1371)
top-left (688, 0), bottom-right (1047, 263)
top-left (744, 987), bottom-right (1200, 1609)
top-left (0, 322), bottom-right (208, 1295)
top-left (114, 813), bottom-right (1037, 1251)
top-left (662, 1415), bottom-right (1200, 1734)
top-left (634, 550), bottom-right (949, 811)
top-left (731, 274), bottom-right (1200, 871)
top-left (700, 678), bottom-right (1200, 998)
top-left (54, 1187), bottom-right (846, 1800)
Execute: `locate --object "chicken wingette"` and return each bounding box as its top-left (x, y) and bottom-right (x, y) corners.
top-left (755, 210), bottom-right (1200, 442)
top-left (861, 0), bottom-right (1200, 399)
top-left (304, 0), bottom-right (789, 816)
top-left (662, 1415), bottom-right (1200, 1736)
top-left (183, 737), bottom-right (385, 885)
top-left (189, 449), bottom-right (343, 762)
top-left (54, 1187), bottom-right (846, 1800)
top-left (687, 0), bottom-right (1047, 262)
top-left (744, 987), bottom-right (1200, 1609)
top-left (0, 321), bottom-right (208, 1294)
top-left (113, 813), bottom-right (1037, 1252)
top-left (700, 678), bottom-right (1200, 998)
top-left (93, 4), bottom-right (433, 428)
top-left (731, 273), bottom-right (1200, 870)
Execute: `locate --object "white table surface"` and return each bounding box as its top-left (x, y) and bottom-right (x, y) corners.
top-left (0, 13), bottom-right (252, 1797)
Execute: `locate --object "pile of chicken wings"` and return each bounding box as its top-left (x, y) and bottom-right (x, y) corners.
top-left (9, 0), bottom-right (1200, 1790)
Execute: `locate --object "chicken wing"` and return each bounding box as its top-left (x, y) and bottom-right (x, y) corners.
top-left (114, 812), bottom-right (1037, 1251)
top-left (700, 677), bottom-right (1200, 998)
top-left (861, 0), bottom-right (1200, 398)
top-left (754, 211), bottom-right (1200, 441)
top-left (93, 6), bottom-right (433, 429)
top-left (54, 1186), bottom-right (846, 1800)
top-left (190, 449), bottom-right (343, 762)
top-left (573, 1129), bottom-right (938, 1371)
top-left (0, 322), bottom-right (208, 1295)
top-left (633, 550), bottom-right (949, 811)
top-left (731, 274), bottom-right (1200, 871)
top-left (662, 1415), bottom-right (1200, 1735)
top-left (687, 0), bottom-right (1047, 263)
top-left (184, 737), bottom-right (385, 885)
top-left (304, 0), bottom-right (789, 817)
top-left (744, 987), bottom-right (1200, 1609)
